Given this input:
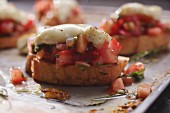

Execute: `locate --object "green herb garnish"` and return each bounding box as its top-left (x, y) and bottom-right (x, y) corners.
top-left (77, 64), bottom-right (88, 72)
top-left (130, 47), bottom-right (167, 62)
top-left (130, 69), bottom-right (145, 82)
top-left (34, 44), bottom-right (44, 53)
top-left (54, 54), bottom-right (59, 58)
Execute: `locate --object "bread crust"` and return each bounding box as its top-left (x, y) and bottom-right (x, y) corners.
top-left (0, 28), bottom-right (36, 49)
top-left (115, 33), bottom-right (170, 55)
top-left (0, 34), bottom-right (21, 49)
top-left (31, 56), bottom-right (129, 86)
top-left (25, 53), bottom-right (36, 75)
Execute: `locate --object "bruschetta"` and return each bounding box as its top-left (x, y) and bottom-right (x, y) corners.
top-left (100, 3), bottom-right (170, 55)
top-left (34, 0), bottom-right (84, 26)
top-left (0, 0), bottom-right (35, 49)
top-left (26, 24), bottom-right (129, 85)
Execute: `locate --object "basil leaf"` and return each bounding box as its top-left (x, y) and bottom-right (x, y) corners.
top-left (34, 44), bottom-right (44, 53)
top-left (130, 69), bottom-right (145, 82)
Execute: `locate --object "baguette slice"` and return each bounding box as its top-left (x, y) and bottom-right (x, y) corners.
top-left (115, 33), bottom-right (169, 55)
top-left (31, 56), bottom-right (129, 86)
top-left (0, 35), bottom-right (21, 49)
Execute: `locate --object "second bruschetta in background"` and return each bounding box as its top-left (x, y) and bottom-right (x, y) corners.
top-left (34, 0), bottom-right (84, 26)
top-left (0, 0), bottom-right (35, 49)
top-left (100, 3), bottom-right (170, 55)
top-left (26, 24), bottom-right (129, 85)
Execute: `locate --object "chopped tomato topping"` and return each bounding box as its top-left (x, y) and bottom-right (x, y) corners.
top-left (24, 19), bottom-right (35, 31)
top-left (9, 67), bottom-right (26, 85)
top-left (109, 38), bottom-right (121, 54)
top-left (108, 78), bottom-right (125, 95)
top-left (100, 14), bottom-right (165, 37)
top-left (76, 34), bottom-right (88, 53)
top-left (72, 7), bottom-right (80, 16)
top-left (56, 50), bottom-right (73, 66)
top-left (0, 19), bottom-right (35, 35)
top-left (137, 83), bottom-right (152, 99)
top-left (122, 76), bottom-right (133, 86)
top-left (147, 27), bottom-right (162, 36)
top-left (99, 41), bottom-right (119, 64)
top-left (126, 62), bottom-right (145, 74)
top-left (34, 0), bottom-right (52, 17)
top-left (34, 34), bottom-right (121, 66)
top-left (0, 19), bottom-right (14, 34)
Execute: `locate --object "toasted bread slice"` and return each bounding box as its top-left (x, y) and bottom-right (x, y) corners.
top-left (0, 35), bottom-right (21, 49)
top-left (31, 56), bottom-right (129, 86)
top-left (115, 33), bottom-right (169, 55)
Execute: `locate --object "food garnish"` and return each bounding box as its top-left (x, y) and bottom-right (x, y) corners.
top-left (9, 67), bottom-right (26, 85)
top-left (130, 47), bottom-right (168, 62)
top-left (137, 83), bottom-right (152, 100)
top-left (42, 88), bottom-right (70, 101)
top-left (125, 62), bottom-right (145, 82)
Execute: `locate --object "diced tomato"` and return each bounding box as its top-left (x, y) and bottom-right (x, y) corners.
top-left (9, 67), bottom-right (26, 85)
top-left (108, 78), bottom-right (125, 94)
top-left (24, 19), bottom-right (35, 31)
top-left (36, 49), bottom-right (46, 59)
top-left (108, 38), bottom-right (121, 54)
top-left (34, 0), bottom-right (52, 16)
top-left (72, 7), bottom-right (80, 16)
top-left (99, 41), bottom-right (118, 64)
top-left (76, 34), bottom-right (88, 53)
top-left (122, 76), bottom-right (133, 86)
top-left (126, 62), bottom-right (145, 74)
top-left (0, 19), bottom-right (14, 34)
top-left (100, 14), bottom-right (159, 37)
top-left (147, 27), bottom-right (162, 36)
top-left (56, 44), bottom-right (68, 51)
top-left (137, 83), bottom-right (152, 99)
top-left (56, 50), bottom-right (73, 66)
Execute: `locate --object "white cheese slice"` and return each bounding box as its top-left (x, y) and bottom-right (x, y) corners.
top-left (53, 0), bottom-right (78, 22)
top-left (0, 0), bottom-right (29, 24)
top-left (114, 3), bottom-right (162, 19)
top-left (35, 24), bottom-right (112, 48)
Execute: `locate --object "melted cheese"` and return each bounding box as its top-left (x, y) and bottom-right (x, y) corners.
top-left (53, 0), bottom-right (78, 22)
top-left (115, 3), bottom-right (162, 19)
top-left (35, 24), bottom-right (112, 48)
top-left (0, 0), bottom-right (29, 23)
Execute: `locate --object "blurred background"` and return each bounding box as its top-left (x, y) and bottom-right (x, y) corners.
top-left (9, 0), bottom-right (170, 11)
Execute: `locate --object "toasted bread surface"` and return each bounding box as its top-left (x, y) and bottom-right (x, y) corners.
top-left (0, 35), bottom-right (20, 49)
top-left (115, 33), bottom-right (169, 55)
top-left (31, 56), bottom-right (129, 86)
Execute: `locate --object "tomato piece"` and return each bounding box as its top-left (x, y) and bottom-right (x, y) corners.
top-left (108, 38), bottom-right (121, 54)
top-left (24, 19), bottom-right (35, 31)
top-left (72, 7), bottom-right (80, 16)
top-left (56, 50), bottom-right (73, 66)
top-left (76, 34), bottom-right (88, 53)
top-left (108, 78), bottom-right (125, 94)
top-left (0, 19), bottom-right (14, 34)
top-left (9, 67), bottom-right (26, 85)
top-left (126, 62), bottom-right (144, 74)
top-left (99, 41), bottom-right (118, 64)
top-left (56, 44), bottom-right (68, 51)
top-left (147, 27), bottom-right (162, 36)
top-left (137, 83), bottom-right (152, 99)
top-left (122, 76), bottom-right (133, 86)
top-left (34, 0), bottom-right (52, 16)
